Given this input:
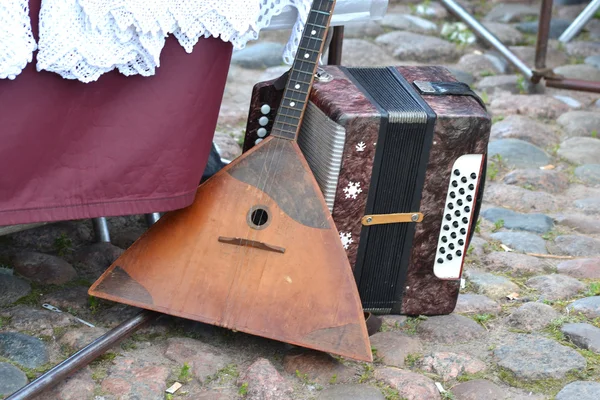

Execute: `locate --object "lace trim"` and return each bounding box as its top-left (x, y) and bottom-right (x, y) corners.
top-left (0, 0), bottom-right (36, 80)
top-left (35, 0), bottom-right (312, 82)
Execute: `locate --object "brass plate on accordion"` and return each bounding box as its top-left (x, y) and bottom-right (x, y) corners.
top-left (361, 212), bottom-right (424, 226)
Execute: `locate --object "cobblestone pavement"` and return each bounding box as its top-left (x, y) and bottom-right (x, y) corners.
top-left (1, 1), bottom-right (600, 399)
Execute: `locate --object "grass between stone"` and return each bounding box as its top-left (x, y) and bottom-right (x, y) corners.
top-left (471, 313), bottom-right (496, 329)
top-left (238, 382), bottom-right (248, 397)
top-left (0, 355), bottom-right (54, 380)
top-left (398, 316), bottom-right (428, 336)
top-left (0, 315), bottom-right (11, 329)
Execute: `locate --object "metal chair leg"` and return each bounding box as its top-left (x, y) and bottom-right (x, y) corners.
top-left (92, 217), bottom-right (111, 243)
top-left (144, 213), bottom-right (161, 227)
top-left (439, 0), bottom-right (534, 80)
top-left (559, 0), bottom-right (600, 43)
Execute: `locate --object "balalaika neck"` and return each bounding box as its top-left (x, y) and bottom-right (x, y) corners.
top-left (270, 0), bottom-right (336, 142)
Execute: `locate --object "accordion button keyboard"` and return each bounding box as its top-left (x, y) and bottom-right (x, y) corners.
top-left (434, 154), bottom-right (485, 280)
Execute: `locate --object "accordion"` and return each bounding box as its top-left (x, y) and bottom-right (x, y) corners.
top-left (243, 66), bottom-right (491, 315)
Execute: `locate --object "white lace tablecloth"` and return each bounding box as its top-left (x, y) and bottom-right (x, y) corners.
top-left (0, 0), bottom-right (311, 82)
top-left (0, 0), bottom-right (37, 80)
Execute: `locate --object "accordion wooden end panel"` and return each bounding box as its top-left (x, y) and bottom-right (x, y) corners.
top-left (244, 66), bottom-right (492, 316)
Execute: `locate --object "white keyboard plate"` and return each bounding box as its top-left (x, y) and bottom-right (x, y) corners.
top-left (433, 154), bottom-right (484, 280)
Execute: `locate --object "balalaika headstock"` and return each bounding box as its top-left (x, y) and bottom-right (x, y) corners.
top-left (268, 0), bottom-right (337, 142)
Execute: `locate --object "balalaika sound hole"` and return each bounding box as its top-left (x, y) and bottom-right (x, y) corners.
top-left (247, 205), bottom-right (270, 230)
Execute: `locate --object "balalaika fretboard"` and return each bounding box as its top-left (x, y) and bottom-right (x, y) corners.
top-left (271, 0), bottom-right (336, 141)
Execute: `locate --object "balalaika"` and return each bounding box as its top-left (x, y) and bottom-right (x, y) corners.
top-left (243, 65), bottom-right (491, 315)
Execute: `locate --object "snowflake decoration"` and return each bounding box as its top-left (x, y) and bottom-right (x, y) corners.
top-left (340, 232), bottom-right (353, 250)
top-left (356, 142), bottom-right (366, 152)
top-left (343, 181), bottom-right (363, 199)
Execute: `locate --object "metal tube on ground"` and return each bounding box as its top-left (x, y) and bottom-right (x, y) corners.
top-left (559, 0), bottom-right (600, 43)
top-left (92, 217), bottom-right (111, 243)
top-left (545, 78), bottom-right (600, 93)
top-left (439, 0), bottom-right (533, 79)
top-left (6, 310), bottom-right (158, 400)
top-left (535, 0), bottom-right (554, 70)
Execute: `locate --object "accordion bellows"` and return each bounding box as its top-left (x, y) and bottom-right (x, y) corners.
top-left (244, 66), bottom-right (491, 315)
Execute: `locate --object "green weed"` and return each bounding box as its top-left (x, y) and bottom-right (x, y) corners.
top-left (542, 230), bottom-right (559, 241)
top-left (238, 382), bottom-right (248, 397)
top-left (497, 367), bottom-right (567, 396)
top-left (0, 316), bottom-right (10, 329)
top-left (491, 219), bottom-right (504, 232)
top-left (119, 339), bottom-right (138, 352)
top-left (91, 367), bottom-right (108, 382)
top-left (375, 382), bottom-right (404, 400)
top-left (480, 91), bottom-right (489, 105)
top-left (456, 371), bottom-right (487, 382)
top-left (441, 391), bottom-right (456, 400)
top-left (359, 364), bottom-right (374, 383)
top-left (54, 233), bottom-right (73, 257)
top-left (487, 154), bottom-right (505, 181)
top-left (88, 296), bottom-right (100, 314)
top-left (295, 369), bottom-right (311, 385)
top-left (400, 316), bottom-right (427, 335)
top-left (466, 245), bottom-right (475, 257)
top-left (491, 115), bottom-right (505, 124)
top-left (472, 313), bottom-right (495, 329)
top-left (205, 364), bottom-right (239, 385)
top-left (585, 282), bottom-right (600, 297)
top-left (177, 362), bottom-right (192, 383)
top-left (404, 353), bottom-right (422, 368)
top-left (483, 240), bottom-right (503, 253)
top-left (516, 74), bottom-right (527, 94)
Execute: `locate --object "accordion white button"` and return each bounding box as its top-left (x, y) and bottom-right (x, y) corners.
top-left (257, 128), bottom-right (267, 138)
top-left (259, 116), bottom-right (269, 126)
top-left (255, 138), bottom-right (263, 145)
top-left (261, 105), bottom-right (271, 114)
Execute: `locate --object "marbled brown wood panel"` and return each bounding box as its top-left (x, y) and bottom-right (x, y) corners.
top-left (396, 66), bottom-right (491, 315)
top-left (243, 79), bottom-right (283, 153)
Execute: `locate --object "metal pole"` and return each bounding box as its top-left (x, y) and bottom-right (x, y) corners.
top-left (545, 78), bottom-right (600, 93)
top-left (439, 0), bottom-right (533, 80)
top-left (144, 213), bottom-right (161, 227)
top-left (92, 217), bottom-right (110, 243)
top-left (327, 26), bottom-right (345, 66)
top-left (6, 310), bottom-right (158, 400)
top-left (559, 0), bottom-right (600, 43)
top-left (535, 0), bottom-right (554, 70)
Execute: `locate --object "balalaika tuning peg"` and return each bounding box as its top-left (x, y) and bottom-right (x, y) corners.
top-left (315, 68), bottom-right (333, 83)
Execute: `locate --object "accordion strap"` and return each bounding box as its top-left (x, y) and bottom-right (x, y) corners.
top-left (413, 80), bottom-right (487, 111)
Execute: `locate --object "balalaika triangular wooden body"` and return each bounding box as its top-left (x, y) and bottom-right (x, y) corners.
top-left (89, 0), bottom-right (373, 362)
top-left (89, 136), bottom-right (371, 361)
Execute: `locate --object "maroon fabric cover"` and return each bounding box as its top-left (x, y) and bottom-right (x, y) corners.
top-left (0, 0), bottom-right (233, 226)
